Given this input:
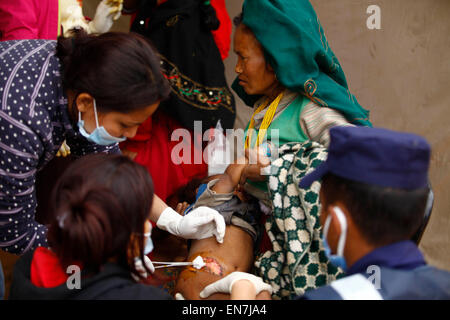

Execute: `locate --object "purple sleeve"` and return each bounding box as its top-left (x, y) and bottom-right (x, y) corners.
top-left (0, 121), bottom-right (49, 255)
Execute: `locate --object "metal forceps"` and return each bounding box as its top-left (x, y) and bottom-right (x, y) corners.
top-left (152, 261), bottom-right (194, 269)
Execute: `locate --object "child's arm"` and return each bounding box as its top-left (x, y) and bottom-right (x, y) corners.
top-left (210, 157), bottom-right (248, 194)
top-left (191, 157), bottom-right (248, 210)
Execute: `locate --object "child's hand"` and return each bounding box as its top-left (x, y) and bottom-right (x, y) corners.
top-left (239, 148), bottom-right (271, 185)
top-left (175, 202), bottom-right (190, 215)
top-left (224, 157), bottom-right (248, 187)
top-left (210, 157), bottom-right (248, 194)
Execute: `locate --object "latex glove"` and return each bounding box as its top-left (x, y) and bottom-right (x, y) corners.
top-left (199, 272), bottom-right (273, 299)
top-left (156, 207), bottom-right (225, 243)
top-left (89, 0), bottom-right (123, 34)
top-left (132, 255), bottom-right (155, 281)
top-left (175, 293), bottom-right (185, 300)
top-left (59, 0), bottom-right (90, 37)
top-left (56, 140), bottom-right (71, 157)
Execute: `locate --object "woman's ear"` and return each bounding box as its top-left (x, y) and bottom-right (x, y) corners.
top-left (75, 93), bottom-right (95, 113)
top-left (266, 62), bottom-right (275, 74)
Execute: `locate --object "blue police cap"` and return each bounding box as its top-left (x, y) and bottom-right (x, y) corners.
top-left (299, 126), bottom-right (431, 190)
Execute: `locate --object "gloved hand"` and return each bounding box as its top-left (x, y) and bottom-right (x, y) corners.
top-left (175, 293), bottom-right (185, 300)
top-left (156, 207), bottom-right (226, 243)
top-left (59, 0), bottom-right (90, 37)
top-left (199, 271), bottom-right (273, 299)
top-left (89, 0), bottom-right (123, 34)
top-left (56, 140), bottom-right (71, 157)
top-left (132, 255), bottom-right (155, 281)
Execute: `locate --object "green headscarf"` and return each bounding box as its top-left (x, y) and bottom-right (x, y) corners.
top-left (232, 0), bottom-right (372, 127)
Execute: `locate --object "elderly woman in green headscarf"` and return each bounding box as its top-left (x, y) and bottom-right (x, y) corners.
top-left (195, 0), bottom-right (370, 299)
top-left (234, 0), bottom-right (371, 201)
top-left (173, 0), bottom-right (372, 300)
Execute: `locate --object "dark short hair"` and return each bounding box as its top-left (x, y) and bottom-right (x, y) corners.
top-left (56, 30), bottom-right (171, 113)
top-left (233, 12), bottom-right (252, 34)
top-left (320, 173), bottom-right (428, 246)
top-left (47, 154), bottom-right (154, 278)
top-left (233, 12), bottom-right (244, 27)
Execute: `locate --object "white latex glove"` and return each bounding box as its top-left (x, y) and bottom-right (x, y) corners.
top-left (199, 272), bottom-right (273, 299)
top-left (59, 0), bottom-right (90, 37)
top-left (132, 255), bottom-right (155, 281)
top-left (175, 293), bottom-right (185, 300)
top-left (156, 207), bottom-right (225, 243)
top-left (89, 0), bottom-right (123, 34)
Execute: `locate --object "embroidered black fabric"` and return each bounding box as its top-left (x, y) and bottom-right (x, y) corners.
top-left (131, 0), bottom-right (236, 132)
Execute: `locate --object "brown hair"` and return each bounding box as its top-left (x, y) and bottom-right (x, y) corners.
top-left (47, 154), bottom-right (154, 278)
top-left (56, 30), bottom-right (171, 113)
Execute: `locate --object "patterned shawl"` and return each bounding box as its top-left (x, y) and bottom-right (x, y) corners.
top-left (254, 141), bottom-right (345, 299)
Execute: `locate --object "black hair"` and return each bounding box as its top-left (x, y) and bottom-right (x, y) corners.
top-left (131, 0), bottom-right (220, 33)
top-left (56, 29), bottom-right (171, 114)
top-left (233, 12), bottom-right (253, 35)
top-left (233, 12), bottom-right (243, 27)
top-left (47, 154), bottom-right (154, 279)
top-left (320, 173), bottom-right (429, 246)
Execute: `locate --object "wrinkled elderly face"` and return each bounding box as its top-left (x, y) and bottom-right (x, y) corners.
top-left (233, 25), bottom-right (278, 97)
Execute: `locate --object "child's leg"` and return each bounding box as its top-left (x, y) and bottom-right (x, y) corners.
top-left (174, 225), bottom-right (270, 300)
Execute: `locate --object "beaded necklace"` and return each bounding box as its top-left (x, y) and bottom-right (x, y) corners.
top-left (245, 91), bottom-right (284, 149)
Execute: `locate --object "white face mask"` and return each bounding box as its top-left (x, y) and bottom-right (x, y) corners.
top-left (77, 98), bottom-right (126, 145)
top-left (322, 206), bottom-right (348, 271)
top-left (143, 232), bottom-right (154, 255)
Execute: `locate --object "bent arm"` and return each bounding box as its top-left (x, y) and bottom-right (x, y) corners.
top-left (0, 159), bottom-right (48, 254)
top-left (149, 193), bottom-right (169, 223)
top-left (0, 108), bottom-right (52, 254)
top-left (210, 158), bottom-right (248, 194)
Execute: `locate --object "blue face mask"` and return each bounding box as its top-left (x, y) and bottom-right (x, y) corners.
top-left (78, 99), bottom-right (126, 146)
top-left (143, 232), bottom-right (154, 255)
top-left (322, 206), bottom-right (348, 272)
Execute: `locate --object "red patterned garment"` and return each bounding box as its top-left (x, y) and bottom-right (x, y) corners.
top-left (120, 111), bottom-right (207, 203)
top-left (210, 0), bottom-right (232, 60)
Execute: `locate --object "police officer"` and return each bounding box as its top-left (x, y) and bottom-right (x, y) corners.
top-left (197, 126), bottom-right (450, 300)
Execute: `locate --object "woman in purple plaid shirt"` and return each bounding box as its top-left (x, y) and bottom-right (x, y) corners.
top-left (0, 31), bottom-right (170, 255)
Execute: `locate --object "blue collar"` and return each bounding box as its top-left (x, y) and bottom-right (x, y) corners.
top-left (182, 183), bottom-right (208, 216)
top-left (346, 240), bottom-right (426, 276)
